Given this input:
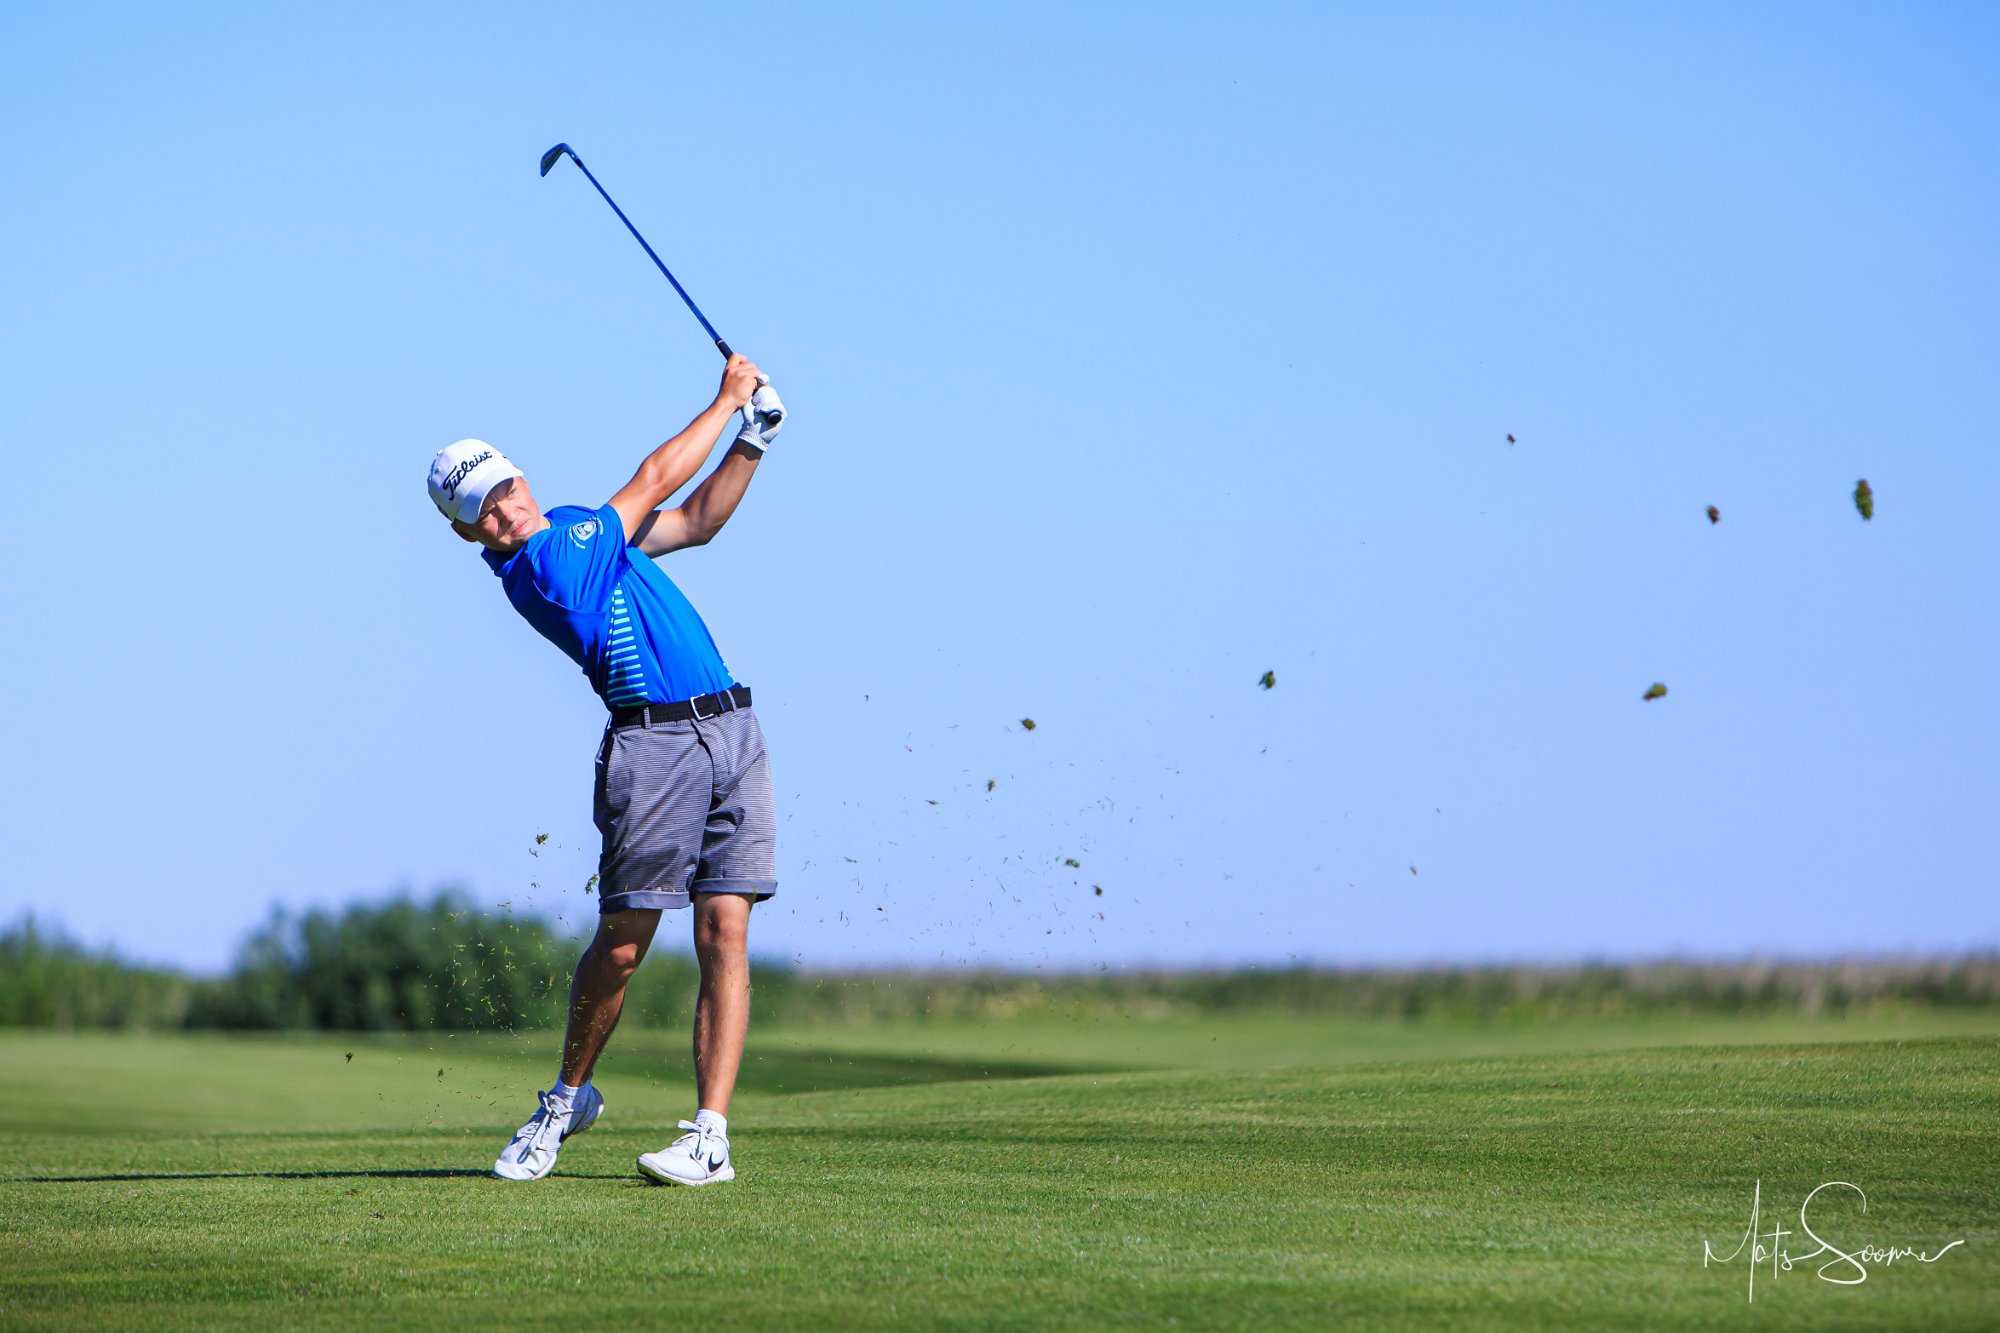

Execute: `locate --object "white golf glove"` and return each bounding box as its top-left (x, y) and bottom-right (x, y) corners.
top-left (735, 375), bottom-right (785, 453)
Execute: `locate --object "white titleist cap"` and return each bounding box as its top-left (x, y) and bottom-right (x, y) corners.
top-left (428, 438), bottom-right (524, 524)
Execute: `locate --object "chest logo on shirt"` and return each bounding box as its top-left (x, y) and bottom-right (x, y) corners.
top-left (569, 519), bottom-right (599, 547)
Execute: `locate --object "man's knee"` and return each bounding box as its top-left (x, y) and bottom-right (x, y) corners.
top-left (591, 909), bottom-right (661, 974)
top-left (599, 940), bottom-right (648, 973)
top-left (693, 895), bottom-right (751, 962)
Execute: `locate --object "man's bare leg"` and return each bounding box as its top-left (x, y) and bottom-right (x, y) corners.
top-left (559, 908), bottom-right (662, 1086)
top-left (691, 893), bottom-right (753, 1115)
top-left (631, 895), bottom-right (753, 1185)
top-left (493, 908), bottom-right (658, 1180)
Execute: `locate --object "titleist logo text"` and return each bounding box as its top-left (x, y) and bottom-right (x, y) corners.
top-left (439, 451), bottom-right (494, 500)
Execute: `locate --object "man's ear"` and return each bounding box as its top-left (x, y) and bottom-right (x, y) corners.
top-left (450, 520), bottom-right (479, 544)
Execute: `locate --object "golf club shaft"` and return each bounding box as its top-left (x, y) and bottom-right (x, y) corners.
top-left (551, 147), bottom-right (732, 359)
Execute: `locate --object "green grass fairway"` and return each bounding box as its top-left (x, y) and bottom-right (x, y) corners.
top-left (3, 1014), bottom-right (1995, 1329)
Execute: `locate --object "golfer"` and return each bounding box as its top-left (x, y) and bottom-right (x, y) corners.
top-left (427, 354), bottom-right (782, 1186)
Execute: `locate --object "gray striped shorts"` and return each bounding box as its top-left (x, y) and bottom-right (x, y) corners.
top-left (592, 705), bottom-right (778, 914)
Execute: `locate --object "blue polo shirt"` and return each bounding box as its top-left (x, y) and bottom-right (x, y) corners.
top-left (482, 504), bottom-right (734, 709)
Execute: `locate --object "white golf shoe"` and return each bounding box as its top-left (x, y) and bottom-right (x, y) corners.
top-left (637, 1120), bottom-right (735, 1187)
top-left (491, 1084), bottom-right (605, 1181)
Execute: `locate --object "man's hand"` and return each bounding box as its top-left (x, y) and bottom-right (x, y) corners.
top-left (736, 384), bottom-right (785, 453)
top-left (718, 354), bottom-right (762, 412)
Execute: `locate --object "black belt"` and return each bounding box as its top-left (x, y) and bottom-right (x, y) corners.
top-left (609, 685), bottom-right (752, 729)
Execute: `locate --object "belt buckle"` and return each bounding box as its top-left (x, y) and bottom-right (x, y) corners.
top-left (689, 692), bottom-right (715, 721)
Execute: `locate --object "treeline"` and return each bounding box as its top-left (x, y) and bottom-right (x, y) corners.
top-left (0, 896), bottom-right (695, 1033)
top-left (4, 899), bottom-right (1998, 1031)
top-left (754, 956), bottom-right (2000, 1025)
top-left (0, 917), bottom-right (193, 1028)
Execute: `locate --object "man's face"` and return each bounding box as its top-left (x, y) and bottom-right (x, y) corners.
top-left (451, 475), bottom-right (544, 553)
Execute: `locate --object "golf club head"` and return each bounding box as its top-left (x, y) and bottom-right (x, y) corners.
top-left (539, 143), bottom-right (575, 177)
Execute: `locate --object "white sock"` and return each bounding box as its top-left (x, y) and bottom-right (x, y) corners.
top-left (693, 1108), bottom-right (728, 1139)
top-left (554, 1078), bottom-right (587, 1102)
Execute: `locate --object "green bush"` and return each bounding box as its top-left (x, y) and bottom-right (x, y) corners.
top-left (186, 893), bottom-right (577, 1032)
top-left (0, 894), bottom-right (697, 1034)
top-left (0, 917), bottom-right (193, 1029)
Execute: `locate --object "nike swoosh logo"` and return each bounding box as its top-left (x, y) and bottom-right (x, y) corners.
top-left (706, 1152), bottom-right (727, 1172)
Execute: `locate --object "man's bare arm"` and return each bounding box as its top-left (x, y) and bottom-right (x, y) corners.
top-left (607, 355), bottom-right (761, 541)
top-left (631, 440), bottom-right (765, 556)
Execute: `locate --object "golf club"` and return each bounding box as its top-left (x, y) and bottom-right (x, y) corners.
top-left (540, 142), bottom-right (783, 427)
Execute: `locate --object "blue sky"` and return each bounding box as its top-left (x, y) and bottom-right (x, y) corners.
top-left (3, 2), bottom-right (1996, 974)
